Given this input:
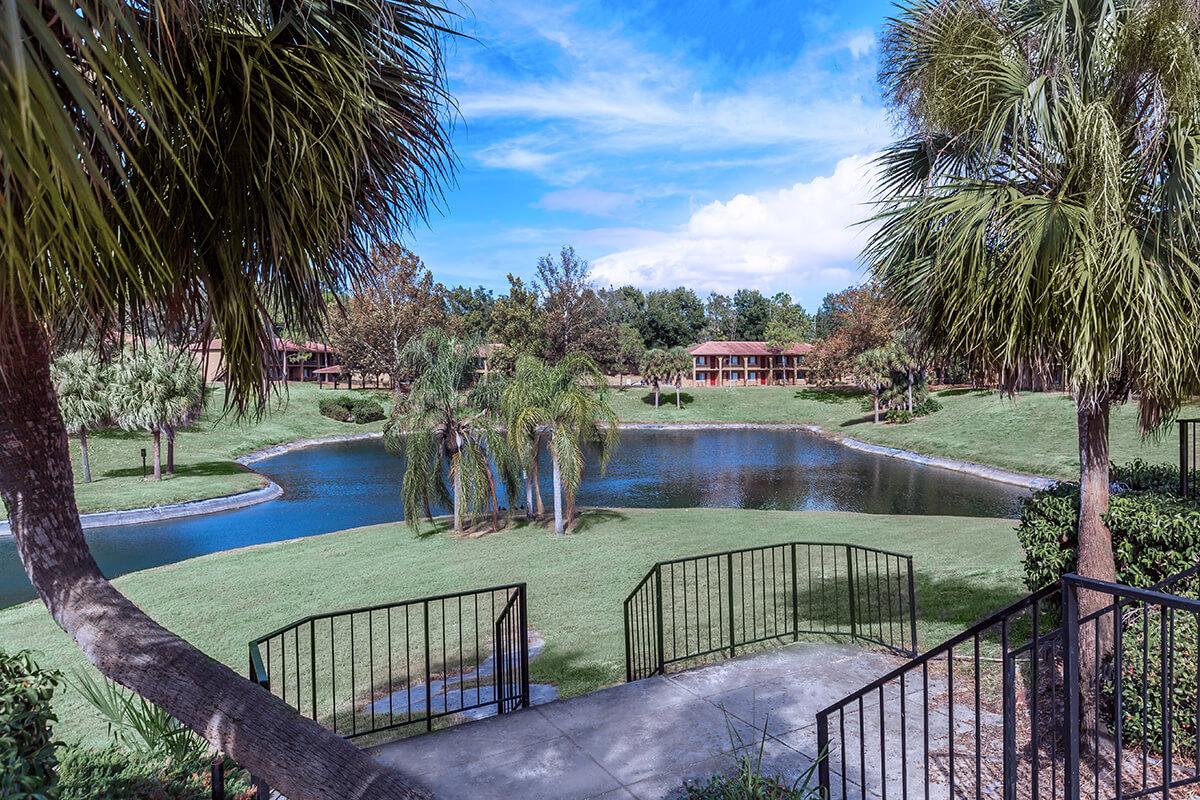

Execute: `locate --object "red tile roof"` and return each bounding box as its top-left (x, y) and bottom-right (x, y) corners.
top-left (688, 341), bottom-right (814, 357)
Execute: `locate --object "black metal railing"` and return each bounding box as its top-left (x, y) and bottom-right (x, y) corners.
top-left (624, 542), bottom-right (918, 682)
top-left (816, 565), bottom-right (1200, 800)
top-left (248, 583), bottom-right (530, 740)
top-left (1183, 418), bottom-right (1199, 500)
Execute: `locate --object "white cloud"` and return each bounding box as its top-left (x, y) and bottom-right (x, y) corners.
top-left (536, 187), bottom-right (639, 217)
top-left (846, 31), bottom-right (875, 59)
top-left (590, 154), bottom-right (878, 295)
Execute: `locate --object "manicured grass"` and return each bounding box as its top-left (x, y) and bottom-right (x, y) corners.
top-left (611, 386), bottom-right (1195, 480)
top-left (0, 508), bottom-right (1025, 746)
top-left (0, 382), bottom-right (391, 520)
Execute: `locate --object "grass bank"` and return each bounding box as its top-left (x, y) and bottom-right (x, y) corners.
top-left (1, 382), bottom-right (390, 520)
top-left (0, 507), bottom-right (1025, 746)
top-left (611, 386), bottom-right (1194, 480)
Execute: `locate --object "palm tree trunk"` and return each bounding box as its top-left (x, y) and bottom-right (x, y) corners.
top-left (531, 436), bottom-right (545, 518)
top-left (551, 450), bottom-right (564, 536)
top-left (151, 428), bottom-right (162, 480)
top-left (0, 311), bottom-right (428, 800)
top-left (873, 394), bottom-right (880, 423)
top-left (452, 452), bottom-right (463, 533)
top-left (166, 426), bottom-right (175, 475)
top-left (654, 383), bottom-right (660, 408)
top-left (524, 469), bottom-right (534, 521)
top-left (675, 382), bottom-right (681, 409)
top-left (907, 370), bottom-right (914, 412)
top-left (485, 459), bottom-right (500, 532)
top-left (79, 428), bottom-right (91, 483)
top-left (1076, 399), bottom-right (1117, 698)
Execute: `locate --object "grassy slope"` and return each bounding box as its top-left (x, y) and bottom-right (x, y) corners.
top-left (0, 507), bottom-right (1024, 746)
top-left (1, 383), bottom-right (391, 520)
top-left (611, 386), bottom-right (1194, 480)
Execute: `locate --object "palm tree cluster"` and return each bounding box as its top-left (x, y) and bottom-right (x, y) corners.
top-left (870, 0), bottom-right (1200, 650)
top-left (2, 1), bottom-right (456, 795)
top-left (52, 346), bottom-right (203, 483)
top-left (639, 346), bottom-right (692, 408)
top-left (389, 330), bottom-right (619, 537)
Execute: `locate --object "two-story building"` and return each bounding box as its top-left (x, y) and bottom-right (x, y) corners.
top-left (687, 341), bottom-right (814, 386)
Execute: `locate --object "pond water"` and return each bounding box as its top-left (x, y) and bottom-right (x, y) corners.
top-left (0, 428), bottom-right (1027, 608)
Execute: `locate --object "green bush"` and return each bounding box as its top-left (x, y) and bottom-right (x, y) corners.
top-left (318, 395), bottom-right (384, 424)
top-left (1016, 461), bottom-right (1200, 591)
top-left (1016, 460), bottom-right (1200, 756)
top-left (885, 408), bottom-right (913, 424)
top-left (1, 649), bottom-right (61, 800)
top-left (56, 745), bottom-right (248, 800)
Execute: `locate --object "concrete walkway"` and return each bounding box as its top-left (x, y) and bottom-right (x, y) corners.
top-left (372, 643), bottom-right (908, 800)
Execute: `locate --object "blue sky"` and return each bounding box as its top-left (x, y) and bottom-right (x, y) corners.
top-left (407, 0), bottom-right (899, 309)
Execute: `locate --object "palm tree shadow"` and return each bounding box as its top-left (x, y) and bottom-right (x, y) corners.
top-left (101, 460), bottom-right (251, 479)
top-left (794, 388), bottom-right (861, 404)
top-left (639, 391), bottom-right (694, 407)
top-left (570, 508), bottom-right (629, 534)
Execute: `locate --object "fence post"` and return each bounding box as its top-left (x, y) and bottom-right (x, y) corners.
top-left (252, 775), bottom-right (270, 800)
top-left (655, 563), bottom-right (666, 674)
top-left (1061, 579), bottom-right (1081, 800)
top-left (845, 545), bottom-right (858, 641)
top-left (624, 595), bottom-right (633, 682)
top-left (1182, 421), bottom-right (1191, 499)
top-left (211, 758), bottom-right (225, 800)
top-left (791, 543), bottom-right (800, 642)
top-left (519, 583), bottom-right (530, 709)
top-left (494, 612), bottom-right (505, 716)
top-left (906, 556), bottom-right (918, 656)
top-left (816, 711), bottom-right (831, 800)
top-left (423, 600), bottom-right (432, 732)
top-left (1001, 619), bottom-right (1016, 800)
top-left (727, 552), bottom-right (736, 658)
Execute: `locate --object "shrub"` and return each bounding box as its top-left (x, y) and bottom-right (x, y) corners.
top-left (1, 649), bottom-right (61, 799)
top-left (674, 718), bottom-right (819, 799)
top-left (56, 746), bottom-right (249, 800)
top-left (885, 408), bottom-right (913, 424)
top-left (1016, 461), bottom-right (1200, 592)
top-left (318, 395), bottom-right (384, 424)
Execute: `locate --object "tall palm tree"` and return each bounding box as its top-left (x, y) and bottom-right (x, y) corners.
top-left (667, 346), bottom-right (692, 408)
top-left (108, 346), bottom-right (172, 481)
top-left (159, 347), bottom-right (204, 475)
top-left (389, 330), bottom-right (515, 534)
top-left (1, 2), bottom-right (454, 797)
top-left (870, 0), bottom-right (1200, 654)
top-left (50, 351), bottom-right (109, 484)
top-left (639, 348), bottom-right (671, 408)
top-left (505, 354), bottom-right (619, 535)
top-left (501, 356), bottom-right (551, 521)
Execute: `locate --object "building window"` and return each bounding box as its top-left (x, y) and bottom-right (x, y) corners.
top-left (748, 356), bottom-right (758, 365)
top-left (748, 371), bottom-right (757, 381)
top-left (696, 356), bottom-right (707, 366)
top-left (729, 356), bottom-right (740, 365)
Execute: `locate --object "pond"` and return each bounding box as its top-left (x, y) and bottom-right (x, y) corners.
top-left (0, 427), bottom-right (1028, 608)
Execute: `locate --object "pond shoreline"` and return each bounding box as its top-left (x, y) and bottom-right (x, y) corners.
top-left (0, 423), bottom-right (1053, 537)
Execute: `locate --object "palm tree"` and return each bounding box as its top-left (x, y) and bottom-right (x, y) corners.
top-left (853, 347), bottom-right (897, 424)
top-left (50, 351), bottom-right (109, 483)
top-left (667, 346), bottom-right (692, 409)
top-left (108, 347), bottom-right (171, 481)
top-left (159, 347), bottom-right (204, 475)
top-left (0, 2), bottom-right (454, 796)
top-left (870, 0), bottom-right (1200, 659)
top-left (501, 356), bottom-right (551, 521)
top-left (505, 354), bottom-right (619, 535)
top-left (389, 330), bottom-right (515, 534)
top-left (639, 348), bottom-right (671, 407)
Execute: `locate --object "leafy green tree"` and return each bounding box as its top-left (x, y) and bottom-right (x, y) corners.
top-left (733, 289), bottom-right (772, 340)
top-left (765, 293), bottom-right (815, 351)
top-left (613, 324), bottom-right (647, 387)
top-left (870, 0), bottom-right (1200, 634)
top-left (600, 285), bottom-right (648, 335)
top-left (446, 285), bottom-right (496, 340)
top-left (50, 351), bottom-right (109, 483)
top-left (639, 349), bottom-right (672, 408)
top-left (536, 246), bottom-right (615, 366)
top-left (490, 274), bottom-right (548, 369)
top-left (702, 293), bottom-right (738, 341)
top-left (0, 0), bottom-right (455, 794)
top-left (644, 288), bottom-right (706, 347)
top-left (388, 330), bottom-right (514, 534)
top-left (107, 346), bottom-right (200, 481)
top-left (503, 354), bottom-right (618, 535)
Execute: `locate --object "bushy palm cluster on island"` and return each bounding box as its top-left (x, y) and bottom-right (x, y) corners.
top-left (387, 328), bottom-right (618, 536)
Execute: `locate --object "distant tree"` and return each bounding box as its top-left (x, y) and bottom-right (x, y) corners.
top-left (159, 349), bottom-right (204, 475)
top-left (807, 284), bottom-right (900, 383)
top-left (536, 246), bottom-right (615, 366)
top-left (613, 324), bottom-right (646, 387)
top-left (503, 354), bottom-right (617, 535)
top-left (644, 288), bottom-right (706, 348)
top-left (600, 285), bottom-right (648, 337)
top-left (639, 349), bottom-right (672, 408)
top-left (108, 346), bottom-right (202, 481)
top-left (702, 293), bottom-right (737, 341)
top-left (667, 346), bottom-right (692, 409)
top-left (733, 289), bottom-right (772, 340)
top-left (489, 274), bottom-right (548, 371)
top-left (853, 346), bottom-right (899, 424)
top-left (446, 285), bottom-right (496, 340)
top-left (388, 329), bottom-right (515, 534)
top-left (50, 351), bottom-right (109, 483)
top-left (764, 294), bottom-right (816, 363)
top-left (813, 291), bottom-right (846, 340)
top-left (328, 246), bottom-right (449, 393)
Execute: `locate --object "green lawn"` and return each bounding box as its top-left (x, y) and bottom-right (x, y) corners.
top-left (611, 386), bottom-right (1194, 480)
top-left (0, 382), bottom-right (391, 520)
top-left (0, 507), bottom-right (1025, 746)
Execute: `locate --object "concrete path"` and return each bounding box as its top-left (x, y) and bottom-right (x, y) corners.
top-left (372, 643), bottom-right (908, 800)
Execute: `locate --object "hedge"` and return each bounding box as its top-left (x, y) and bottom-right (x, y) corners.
top-left (1, 649), bottom-right (60, 800)
top-left (317, 395), bottom-right (385, 424)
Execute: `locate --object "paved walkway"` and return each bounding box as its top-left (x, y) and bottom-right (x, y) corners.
top-left (372, 643), bottom-right (908, 800)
